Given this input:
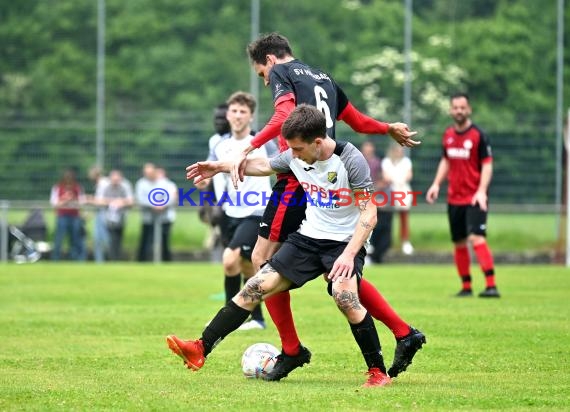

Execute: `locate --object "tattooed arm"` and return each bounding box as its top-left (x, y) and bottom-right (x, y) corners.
top-left (327, 189), bottom-right (377, 282)
top-left (343, 189), bottom-right (377, 259)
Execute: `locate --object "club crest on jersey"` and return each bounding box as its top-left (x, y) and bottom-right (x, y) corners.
top-left (327, 172), bottom-right (337, 184)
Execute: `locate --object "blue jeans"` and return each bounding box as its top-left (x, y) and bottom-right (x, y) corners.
top-left (52, 215), bottom-right (86, 261)
top-left (93, 210), bottom-right (109, 263)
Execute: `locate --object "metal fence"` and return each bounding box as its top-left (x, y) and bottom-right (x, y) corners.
top-left (0, 112), bottom-right (560, 263)
top-left (0, 112), bottom-right (559, 206)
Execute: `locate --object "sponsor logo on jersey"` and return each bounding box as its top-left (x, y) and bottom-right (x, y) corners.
top-left (274, 82), bottom-right (284, 98)
top-left (327, 172), bottom-right (337, 184)
top-left (446, 147), bottom-right (470, 159)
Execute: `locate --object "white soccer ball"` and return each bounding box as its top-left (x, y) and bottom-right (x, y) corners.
top-left (241, 343), bottom-right (280, 379)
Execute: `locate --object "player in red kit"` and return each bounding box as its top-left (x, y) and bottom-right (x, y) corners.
top-left (426, 93), bottom-right (500, 298)
top-left (230, 33), bottom-right (424, 381)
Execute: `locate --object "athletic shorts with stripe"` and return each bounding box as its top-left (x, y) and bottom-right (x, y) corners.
top-left (220, 214), bottom-right (261, 261)
top-left (268, 232), bottom-right (366, 289)
top-left (259, 175), bottom-right (307, 242)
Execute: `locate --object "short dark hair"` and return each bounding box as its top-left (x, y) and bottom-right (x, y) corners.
top-left (226, 91), bottom-right (256, 114)
top-left (282, 104), bottom-right (326, 143)
top-left (247, 32), bottom-right (293, 65)
top-left (451, 92), bottom-right (469, 102)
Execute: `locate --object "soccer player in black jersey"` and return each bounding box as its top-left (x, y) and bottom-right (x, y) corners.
top-left (170, 105), bottom-right (403, 387)
top-left (228, 33), bottom-right (425, 381)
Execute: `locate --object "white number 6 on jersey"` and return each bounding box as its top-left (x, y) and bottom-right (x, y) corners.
top-left (314, 85), bottom-right (334, 128)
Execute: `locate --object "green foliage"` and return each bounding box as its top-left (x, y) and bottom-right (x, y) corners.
top-left (0, 0), bottom-right (567, 202)
top-left (0, 0), bottom-right (566, 118)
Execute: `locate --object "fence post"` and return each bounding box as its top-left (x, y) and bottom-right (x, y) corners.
top-left (0, 200), bottom-right (9, 263)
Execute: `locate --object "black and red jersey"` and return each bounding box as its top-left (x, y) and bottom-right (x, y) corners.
top-left (250, 59), bottom-right (390, 154)
top-left (442, 124), bottom-right (492, 205)
top-left (269, 59), bottom-right (349, 139)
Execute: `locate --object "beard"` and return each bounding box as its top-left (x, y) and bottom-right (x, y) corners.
top-left (453, 114), bottom-right (468, 126)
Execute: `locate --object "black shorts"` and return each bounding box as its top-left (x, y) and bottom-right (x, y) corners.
top-left (447, 204), bottom-right (488, 242)
top-left (268, 232), bottom-right (365, 288)
top-left (219, 214), bottom-right (261, 261)
top-left (259, 176), bottom-right (307, 242)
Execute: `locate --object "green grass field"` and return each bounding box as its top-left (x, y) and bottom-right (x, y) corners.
top-left (1, 263), bottom-right (568, 411)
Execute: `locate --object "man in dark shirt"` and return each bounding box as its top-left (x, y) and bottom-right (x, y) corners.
top-left (231, 33), bottom-right (424, 381)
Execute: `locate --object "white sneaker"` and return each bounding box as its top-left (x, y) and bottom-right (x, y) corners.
top-left (237, 320), bottom-right (266, 331)
top-left (402, 241), bottom-right (414, 256)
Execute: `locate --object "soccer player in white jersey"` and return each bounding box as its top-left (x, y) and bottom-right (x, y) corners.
top-left (166, 105), bottom-right (422, 387)
top-left (199, 91), bottom-right (276, 330)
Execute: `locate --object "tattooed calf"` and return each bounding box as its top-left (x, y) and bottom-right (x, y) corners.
top-left (332, 289), bottom-right (362, 313)
top-left (239, 276), bottom-right (265, 303)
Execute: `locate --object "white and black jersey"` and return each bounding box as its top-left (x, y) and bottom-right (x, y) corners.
top-left (210, 133), bottom-right (272, 219)
top-left (270, 141), bottom-right (374, 242)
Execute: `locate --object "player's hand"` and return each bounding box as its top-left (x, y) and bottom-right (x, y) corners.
top-left (471, 190), bottom-right (488, 211)
top-left (230, 152), bottom-right (248, 189)
top-left (186, 161), bottom-right (219, 185)
top-left (194, 178), bottom-right (210, 190)
top-left (426, 184), bottom-right (439, 204)
top-left (388, 122), bottom-right (421, 147)
top-left (328, 253), bottom-right (355, 283)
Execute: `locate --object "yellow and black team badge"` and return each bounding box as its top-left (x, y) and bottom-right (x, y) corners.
top-left (327, 172), bottom-right (337, 184)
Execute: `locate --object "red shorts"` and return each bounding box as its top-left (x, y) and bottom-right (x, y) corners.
top-left (258, 175), bottom-right (307, 242)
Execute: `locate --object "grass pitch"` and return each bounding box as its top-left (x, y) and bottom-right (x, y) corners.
top-left (0, 263), bottom-right (568, 411)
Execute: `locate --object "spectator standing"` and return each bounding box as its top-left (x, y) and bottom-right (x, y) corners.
top-left (382, 144), bottom-right (414, 255)
top-left (426, 93), bottom-right (500, 298)
top-left (87, 166), bottom-right (109, 262)
top-left (156, 167), bottom-right (177, 262)
top-left (135, 163), bottom-right (158, 262)
top-left (98, 170), bottom-right (134, 261)
top-left (361, 141), bottom-right (393, 263)
top-left (50, 167), bottom-right (86, 261)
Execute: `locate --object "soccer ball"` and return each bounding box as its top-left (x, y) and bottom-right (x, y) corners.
top-left (241, 343), bottom-right (280, 379)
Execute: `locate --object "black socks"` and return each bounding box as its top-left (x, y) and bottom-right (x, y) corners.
top-left (201, 301), bottom-right (251, 356)
top-left (349, 312), bottom-right (386, 373)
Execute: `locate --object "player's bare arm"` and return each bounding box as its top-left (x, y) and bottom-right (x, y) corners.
top-left (328, 190), bottom-right (377, 282)
top-left (187, 158), bottom-right (275, 188)
top-left (426, 157), bottom-right (450, 204)
top-left (232, 148), bottom-right (253, 189)
top-left (472, 162), bottom-right (493, 211)
top-left (186, 160), bottom-right (230, 184)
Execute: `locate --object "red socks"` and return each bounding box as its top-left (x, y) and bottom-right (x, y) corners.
top-left (264, 291), bottom-right (301, 356)
top-left (473, 242), bottom-right (496, 288)
top-left (359, 278), bottom-right (410, 339)
top-left (454, 245), bottom-right (472, 290)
